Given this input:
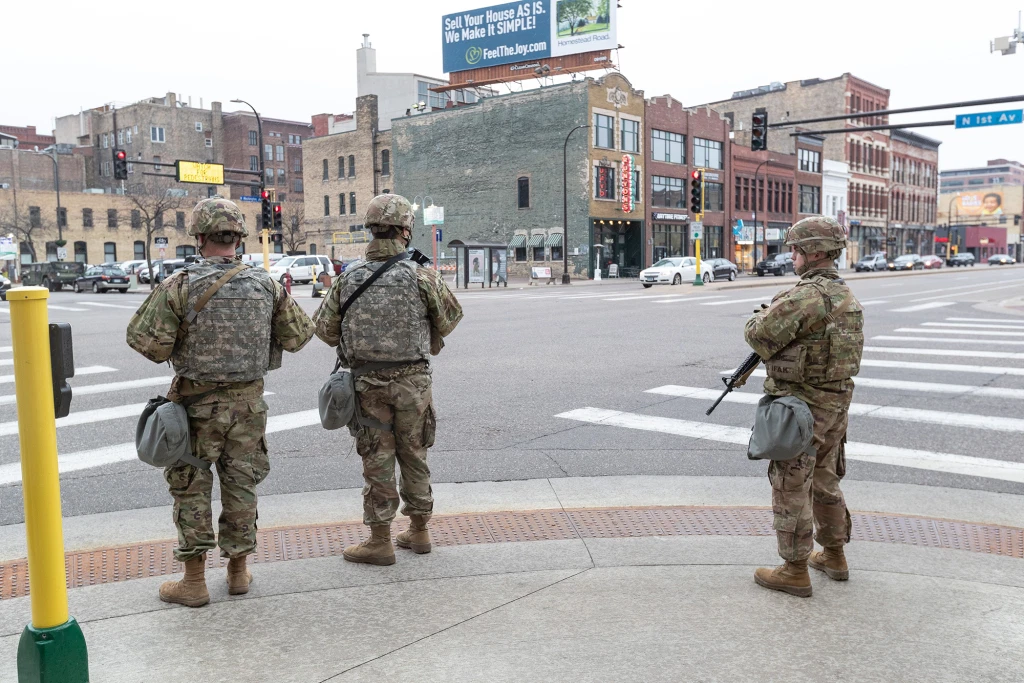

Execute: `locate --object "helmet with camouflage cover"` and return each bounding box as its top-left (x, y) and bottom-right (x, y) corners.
top-left (784, 215), bottom-right (846, 254)
top-left (364, 194), bottom-right (414, 234)
top-left (188, 197), bottom-right (249, 238)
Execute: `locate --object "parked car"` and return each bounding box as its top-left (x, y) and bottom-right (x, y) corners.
top-left (755, 252), bottom-right (794, 277)
top-left (118, 259), bottom-right (148, 274)
top-left (988, 254), bottom-right (1015, 266)
top-left (887, 254), bottom-right (923, 271)
top-left (241, 253), bottom-right (286, 267)
top-left (138, 259), bottom-right (187, 284)
top-left (920, 255), bottom-right (944, 269)
top-left (708, 258), bottom-right (739, 282)
top-left (74, 265), bottom-right (130, 293)
top-left (948, 253), bottom-right (975, 267)
top-left (268, 255), bottom-right (335, 284)
top-left (854, 254), bottom-right (888, 272)
top-left (639, 257), bottom-right (713, 287)
top-left (136, 260), bottom-right (163, 284)
top-left (20, 261), bottom-right (86, 291)
top-left (0, 274), bottom-right (10, 300)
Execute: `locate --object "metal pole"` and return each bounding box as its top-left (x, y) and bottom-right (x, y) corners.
top-left (231, 100), bottom-right (266, 268)
top-left (563, 124), bottom-right (589, 284)
top-left (47, 150), bottom-right (63, 260)
top-left (752, 159), bottom-right (767, 270)
top-left (769, 94), bottom-right (1024, 128)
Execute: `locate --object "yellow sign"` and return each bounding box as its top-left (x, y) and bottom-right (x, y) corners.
top-left (175, 160), bottom-right (224, 185)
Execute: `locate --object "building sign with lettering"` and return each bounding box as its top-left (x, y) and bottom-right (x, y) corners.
top-left (620, 154), bottom-right (634, 213)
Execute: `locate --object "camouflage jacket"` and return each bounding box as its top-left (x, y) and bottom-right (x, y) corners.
top-left (313, 239), bottom-right (463, 383)
top-left (744, 267), bottom-right (863, 411)
top-left (126, 255), bottom-right (315, 405)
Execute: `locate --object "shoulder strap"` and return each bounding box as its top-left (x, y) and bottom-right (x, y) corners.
top-left (338, 251), bottom-right (410, 325)
top-left (176, 263), bottom-right (247, 343)
top-left (807, 294), bottom-right (855, 333)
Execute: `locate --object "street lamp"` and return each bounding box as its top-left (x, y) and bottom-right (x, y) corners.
top-left (562, 124), bottom-right (589, 284)
top-left (231, 99), bottom-right (266, 267)
top-left (37, 149), bottom-right (63, 260)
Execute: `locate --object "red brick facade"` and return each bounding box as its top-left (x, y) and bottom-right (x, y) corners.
top-left (221, 113), bottom-right (312, 205)
top-left (0, 125), bottom-right (55, 149)
top-left (888, 130), bottom-right (939, 256)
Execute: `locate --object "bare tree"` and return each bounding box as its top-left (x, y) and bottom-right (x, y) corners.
top-left (124, 190), bottom-right (186, 290)
top-left (282, 202), bottom-right (306, 254)
top-left (0, 204), bottom-right (53, 280)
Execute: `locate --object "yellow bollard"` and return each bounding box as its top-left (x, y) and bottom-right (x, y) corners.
top-left (10, 286), bottom-right (88, 682)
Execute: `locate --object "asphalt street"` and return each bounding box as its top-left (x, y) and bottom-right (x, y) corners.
top-left (1, 265), bottom-right (1023, 525)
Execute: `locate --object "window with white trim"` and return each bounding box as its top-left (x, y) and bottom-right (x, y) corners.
top-left (150, 126), bottom-right (165, 143)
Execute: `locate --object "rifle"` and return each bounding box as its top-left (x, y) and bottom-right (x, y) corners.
top-left (706, 352), bottom-right (762, 416)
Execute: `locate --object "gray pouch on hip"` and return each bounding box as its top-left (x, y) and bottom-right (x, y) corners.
top-left (136, 397), bottom-right (212, 470)
top-left (747, 394), bottom-right (817, 461)
top-left (318, 367), bottom-right (357, 432)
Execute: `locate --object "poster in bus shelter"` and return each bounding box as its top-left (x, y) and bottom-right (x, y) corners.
top-left (468, 249), bottom-right (486, 283)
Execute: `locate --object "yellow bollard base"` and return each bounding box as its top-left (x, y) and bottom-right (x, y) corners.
top-left (17, 617), bottom-right (89, 683)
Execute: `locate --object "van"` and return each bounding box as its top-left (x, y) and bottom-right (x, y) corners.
top-left (21, 261), bottom-right (86, 291)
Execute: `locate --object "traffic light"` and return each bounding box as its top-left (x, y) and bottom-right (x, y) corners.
top-left (113, 149), bottom-right (128, 180)
top-left (690, 170), bottom-right (704, 216)
top-left (260, 190), bottom-right (272, 230)
top-left (272, 202), bottom-right (283, 231)
top-left (751, 109), bottom-right (768, 151)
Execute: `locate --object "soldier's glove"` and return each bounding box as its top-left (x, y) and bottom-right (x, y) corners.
top-left (752, 303), bottom-right (769, 314)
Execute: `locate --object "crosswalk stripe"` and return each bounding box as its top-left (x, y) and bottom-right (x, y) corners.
top-left (79, 301), bottom-right (137, 310)
top-left (556, 407), bottom-right (1024, 483)
top-left (0, 360), bottom-right (11, 367)
top-left (0, 365), bottom-right (117, 385)
top-left (946, 317), bottom-right (1024, 325)
top-left (700, 296), bottom-right (770, 307)
top-left (895, 327), bottom-right (1024, 337)
top-left (874, 335), bottom-right (1024, 346)
top-left (602, 294), bottom-right (670, 301)
top-left (861, 358), bottom-right (1024, 376)
top-left (0, 408), bottom-right (320, 486)
top-left (858, 300), bottom-right (889, 306)
top-left (0, 376), bottom-right (173, 407)
top-left (889, 302), bottom-right (955, 313)
top-left (0, 347), bottom-right (10, 353)
top-left (922, 322), bottom-right (1024, 331)
top-left (652, 295), bottom-right (726, 304)
top-left (864, 346), bottom-right (1024, 360)
top-left (909, 281), bottom-right (1024, 302)
top-left (728, 368), bottom-right (1024, 400)
top-left (645, 385), bottom-right (1024, 433)
top-left (47, 305), bottom-right (88, 312)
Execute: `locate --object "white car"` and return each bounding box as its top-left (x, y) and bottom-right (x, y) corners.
top-left (268, 255), bottom-right (334, 284)
top-left (241, 253), bottom-right (286, 267)
top-left (639, 257), bottom-right (714, 287)
top-left (118, 259), bottom-right (148, 274)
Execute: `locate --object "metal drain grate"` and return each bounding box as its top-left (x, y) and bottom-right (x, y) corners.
top-left (1, 506), bottom-right (1021, 599)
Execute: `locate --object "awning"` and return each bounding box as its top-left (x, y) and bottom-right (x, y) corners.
top-left (508, 234), bottom-right (527, 248)
top-left (528, 234), bottom-right (545, 248)
top-left (544, 233), bottom-right (563, 247)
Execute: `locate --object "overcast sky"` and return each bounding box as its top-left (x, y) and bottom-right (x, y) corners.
top-left (8, 0), bottom-right (1023, 170)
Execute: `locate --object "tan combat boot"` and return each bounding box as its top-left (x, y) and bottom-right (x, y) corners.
top-left (753, 560), bottom-right (813, 598)
top-left (343, 524), bottom-right (396, 566)
top-left (809, 545), bottom-right (849, 581)
top-left (226, 556), bottom-right (254, 595)
top-left (159, 554), bottom-right (210, 607)
top-left (396, 514), bottom-right (432, 554)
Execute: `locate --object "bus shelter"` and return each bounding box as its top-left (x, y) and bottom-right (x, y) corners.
top-left (447, 240), bottom-right (508, 289)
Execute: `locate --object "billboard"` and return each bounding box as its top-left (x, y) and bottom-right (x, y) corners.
top-left (442, 0), bottom-right (617, 73)
top-left (940, 186), bottom-right (1023, 223)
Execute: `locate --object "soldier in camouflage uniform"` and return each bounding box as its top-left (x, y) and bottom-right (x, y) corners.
top-left (744, 216), bottom-right (864, 597)
top-left (127, 197), bottom-right (314, 607)
top-left (314, 194), bottom-right (463, 566)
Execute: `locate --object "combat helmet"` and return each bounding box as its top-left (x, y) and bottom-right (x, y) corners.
top-left (188, 197), bottom-right (249, 238)
top-left (364, 194), bottom-right (414, 233)
top-left (784, 216), bottom-right (846, 254)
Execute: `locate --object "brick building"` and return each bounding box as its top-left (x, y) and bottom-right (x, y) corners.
top-left (221, 112), bottom-right (312, 206)
top-left (302, 96), bottom-right (393, 258)
top-left (644, 97), bottom-right (731, 264)
top-left (888, 130), bottom-right (940, 257)
top-left (940, 158), bottom-right (1024, 190)
top-left (0, 125), bottom-right (56, 150)
top-left (709, 74), bottom-right (891, 260)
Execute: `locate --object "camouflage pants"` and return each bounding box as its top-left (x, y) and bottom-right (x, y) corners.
top-left (355, 372), bottom-right (436, 526)
top-left (768, 403), bottom-right (851, 562)
top-left (164, 400), bottom-right (270, 562)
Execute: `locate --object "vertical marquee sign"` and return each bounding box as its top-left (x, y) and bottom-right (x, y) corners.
top-left (621, 154), bottom-right (634, 213)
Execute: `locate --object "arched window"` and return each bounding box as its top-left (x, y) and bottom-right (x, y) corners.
top-left (74, 241), bottom-right (88, 263)
top-left (349, 192), bottom-right (356, 214)
top-left (348, 155), bottom-right (355, 177)
top-left (103, 242), bottom-right (117, 263)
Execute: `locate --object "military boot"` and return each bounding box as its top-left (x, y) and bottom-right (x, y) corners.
top-left (809, 545), bottom-right (849, 581)
top-left (753, 560), bottom-right (812, 598)
top-left (159, 554), bottom-right (210, 607)
top-left (226, 556), bottom-right (254, 595)
top-left (343, 524), bottom-right (396, 566)
top-left (396, 514), bottom-right (432, 554)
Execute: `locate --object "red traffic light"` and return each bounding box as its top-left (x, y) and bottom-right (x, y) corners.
top-left (691, 170), bottom-right (702, 180)
top-left (752, 114), bottom-right (766, 127)
top-left (260, 190), bottom-right (270, 200)
top-left (273, 204), bottom-right (282, 214)
top-left (115, 150), bottom-right (126, 161)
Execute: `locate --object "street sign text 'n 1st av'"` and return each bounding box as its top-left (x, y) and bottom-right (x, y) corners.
top-left (175, 161), bottom-right (225, 185)
top-left (955, 109), bottom-right (1023, 129)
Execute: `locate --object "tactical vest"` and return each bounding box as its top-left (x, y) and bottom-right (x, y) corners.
top-left (171, 262), bottom-right (276, 383)
top-left (764, 276), bottom-right (864, 384)
top-left (338, 260), bottom-right (431, 366)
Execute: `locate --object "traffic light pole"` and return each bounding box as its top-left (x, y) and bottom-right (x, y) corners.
top-left (231, 99), bottom-right (267, 269)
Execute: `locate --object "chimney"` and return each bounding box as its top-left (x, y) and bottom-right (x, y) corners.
top-left (356, 34), bottom-right (377, 94)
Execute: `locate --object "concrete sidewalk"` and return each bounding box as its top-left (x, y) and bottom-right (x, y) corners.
top-left (1, 476), bottom-right (1022, 682)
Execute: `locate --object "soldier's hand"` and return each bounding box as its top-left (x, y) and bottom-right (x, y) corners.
top-left (752, 303), bottom-right (769, 313)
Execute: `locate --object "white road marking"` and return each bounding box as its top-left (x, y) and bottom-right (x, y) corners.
top-left (602, 294), bottom-right (672, 301)
top-left (47, 305), bottom-right (88, 312)
top-left (0, 365), bottom-right (117, 385)
top-left (861, 359), bottom-right (1024, 376)
top-left (653, 295), bottom-right (727, 304)
top-left (700, 296), bottom-right (772, 306)
top-left (78, 301), bottom-right (137, 310)
top-left (890, 301), bottom-right (955, 313)
top-left (647, 385), bottom-right (1024, 432)
top-left (922, 322), bottom-right (1024, 331)
top-left (858, 300), bottom-right (889, 305)
top-left (864, 346), bottom-right (1024, 360)
top-left (0, 408), bottom-right (321, 486)
top-left (869, 277), bottom-right (1024, 301)
top-left (727, 368), bottom-right (1024, 400)
top-left (874, 335), bottom-right (1024, 346)
top-left (909, 281), bottom-right (1024, 302)
top-left (0, 360), bottom-right (11, 367)
top-left (895, 327), bottom-right (1024, 337)
top-left (946, 317), bottom-right (1024, 325)
top-left (556, 408), bottom-right (1024, 483)
top-left (0, 376), bottom-right (174, 407)
top-left (0, 347), bottom-right (10, 353)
